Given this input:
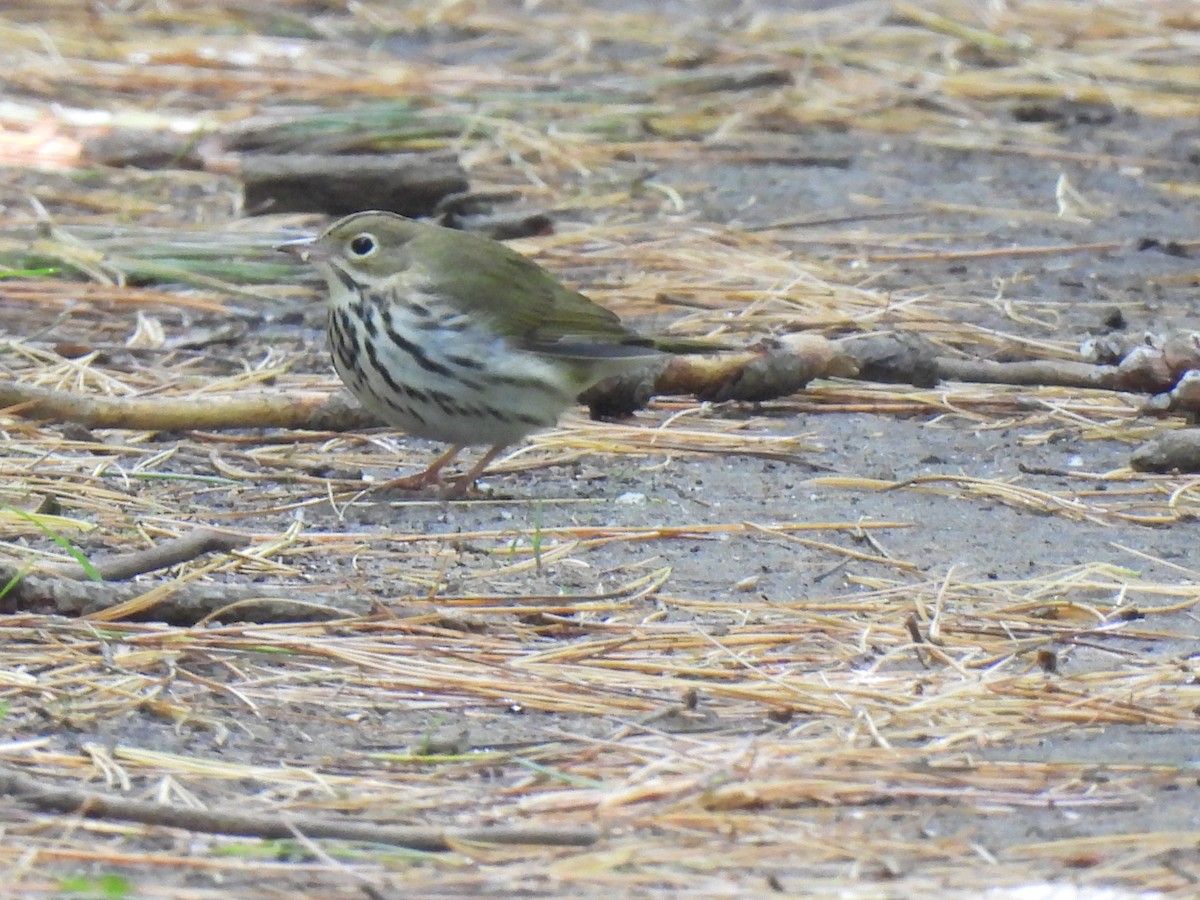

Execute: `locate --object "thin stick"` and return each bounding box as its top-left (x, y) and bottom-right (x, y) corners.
top-left (0, 565), bottom-right (358, 623)
top-left (0, 769), bottom-right (597, 850)
top-left (50, 528), bottom-right (250, 581)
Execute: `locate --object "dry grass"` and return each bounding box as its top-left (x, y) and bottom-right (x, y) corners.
top-left (1, 1), bottom-right (1198, 897)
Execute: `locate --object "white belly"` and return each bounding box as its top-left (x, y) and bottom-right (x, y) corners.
top-left (327, 299), bottom-right (576, 447)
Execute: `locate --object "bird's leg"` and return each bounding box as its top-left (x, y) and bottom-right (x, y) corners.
top-left (380, 444), bottom-right (463, 492)
top-left (442, 445), bottom-right (506, 499)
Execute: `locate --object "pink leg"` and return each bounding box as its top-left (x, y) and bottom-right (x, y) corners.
top-left (379, 444), bottom-right (463, 492)
top-left (442, 445), bottom-right (505, 499)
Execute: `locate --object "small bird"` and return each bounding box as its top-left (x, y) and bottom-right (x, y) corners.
top-left (280, 211), bottom-right (716, 497)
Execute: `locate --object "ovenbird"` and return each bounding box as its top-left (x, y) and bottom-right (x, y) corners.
top-left (280, 211), bottom-right (715, 497)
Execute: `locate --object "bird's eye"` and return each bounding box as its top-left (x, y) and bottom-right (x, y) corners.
top-left (348, 234), bottom-right (377, 257)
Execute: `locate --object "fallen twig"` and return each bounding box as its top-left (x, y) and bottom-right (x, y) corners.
top-left (0, 768), bottom-right (598, 850)
top-left (0, 383), bottom-right (377, 432)
top-left (49, 527), bottom-right (250, 581)
top-left (843, 332), bottom-right (1200, 395)
top-left (0, 565), bottom-right (359, 623)
top-left (1, 336), bottom-right (853, 431)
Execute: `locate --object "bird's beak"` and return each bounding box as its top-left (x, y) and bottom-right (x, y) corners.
top-left (276, 235), bottom-right (328, 263)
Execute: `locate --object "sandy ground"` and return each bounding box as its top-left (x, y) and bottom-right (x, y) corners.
top-left (1, 1), bottom-right (1198, 897)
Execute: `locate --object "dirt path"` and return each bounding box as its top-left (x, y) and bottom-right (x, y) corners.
top-left (0, 2), bottom-right (1197, 896)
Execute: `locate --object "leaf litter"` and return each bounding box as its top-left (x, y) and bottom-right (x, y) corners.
top-left (0, 0), bottom-right (1198, 896)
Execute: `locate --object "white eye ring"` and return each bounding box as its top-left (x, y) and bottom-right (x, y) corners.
top-left (348, 233), bottom-right (378, 257)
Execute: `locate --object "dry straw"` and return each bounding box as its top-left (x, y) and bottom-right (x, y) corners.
top-left (1, 0), bottom-right (1198, 896)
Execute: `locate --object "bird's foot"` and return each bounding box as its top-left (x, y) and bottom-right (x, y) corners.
top-left (377, 470), bottom-right (447, 492)
top-left (439, 445), bottom-right (505, 500)
top-left (368, 445), bottom-right (505, 499)
top-left (375, 445), bottom-right (464, 494)
top-left (439, 475), bottom-right (480, 500)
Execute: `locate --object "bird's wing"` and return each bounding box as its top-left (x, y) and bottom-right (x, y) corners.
top-left (417, 229), bottom-right (656, 358)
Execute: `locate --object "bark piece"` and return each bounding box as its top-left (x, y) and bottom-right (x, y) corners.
top-left (238, 153), bottom-right (468, 217)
